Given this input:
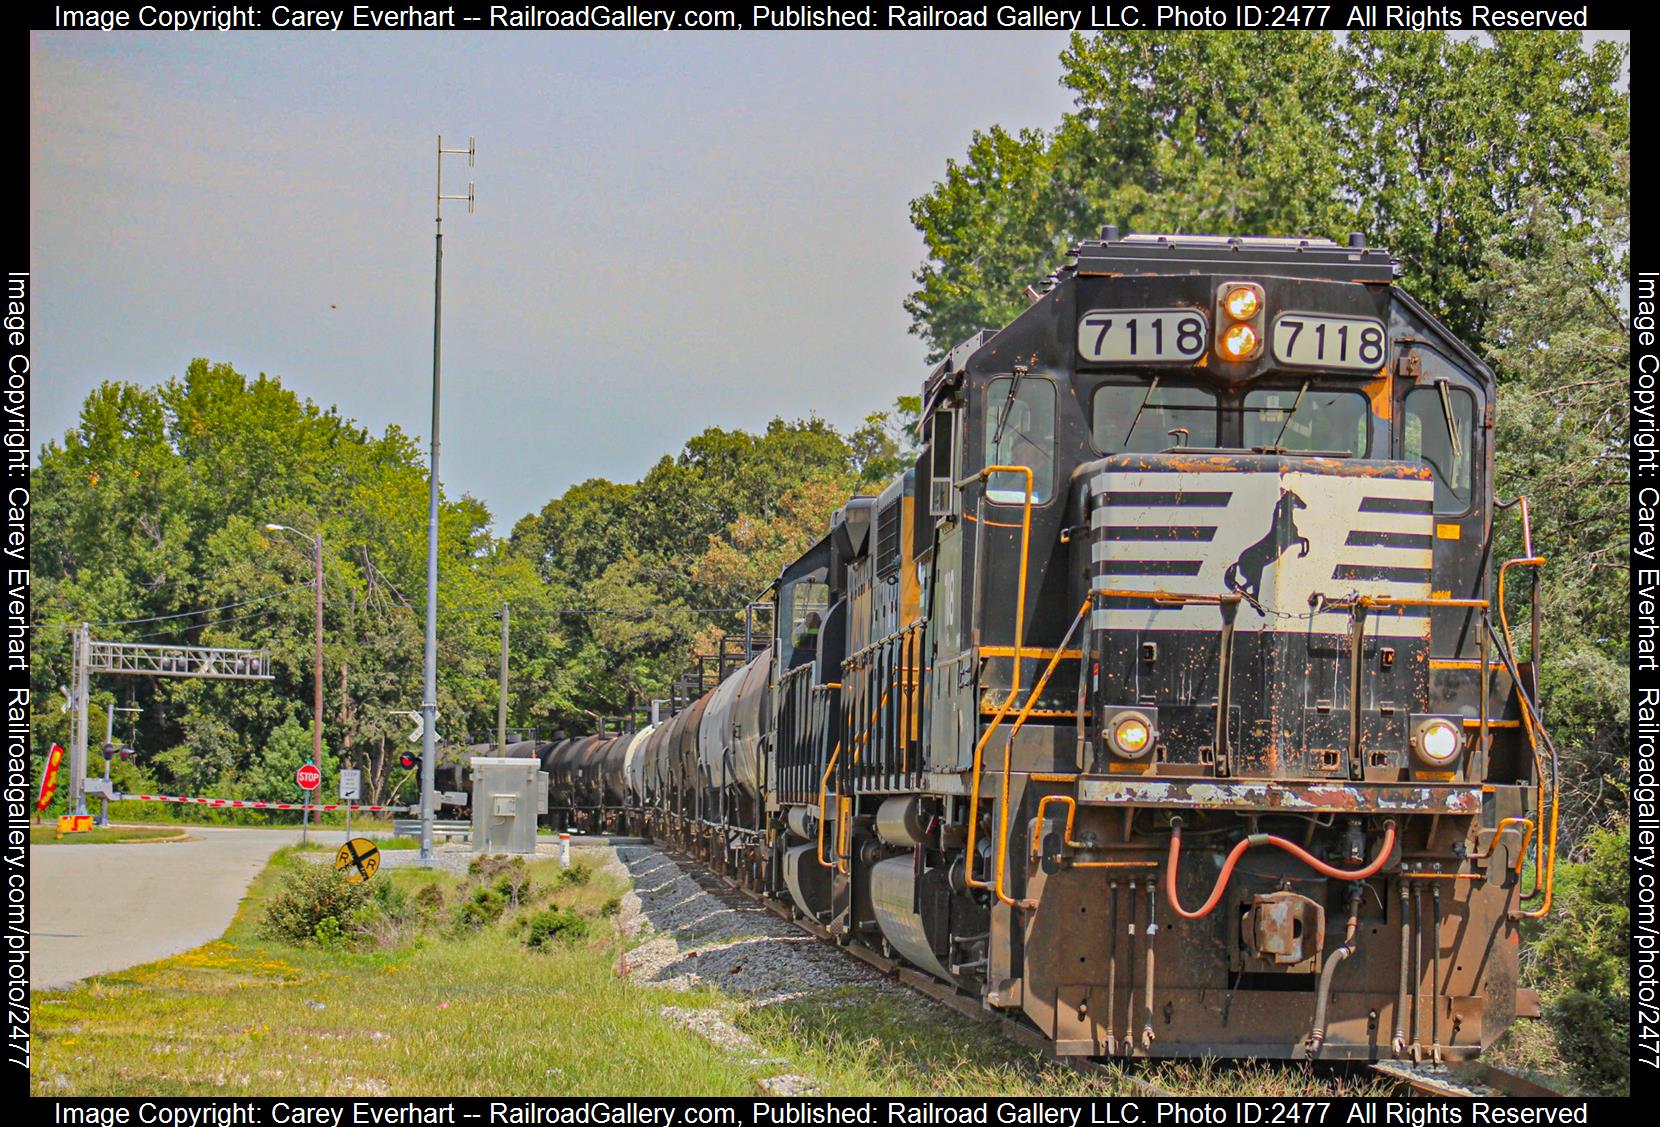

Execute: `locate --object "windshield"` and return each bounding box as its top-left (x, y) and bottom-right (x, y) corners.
top-left (1092, 384), bottom-right (1218, 451)
top-left (1243, 387), bottom-right (1369, 456)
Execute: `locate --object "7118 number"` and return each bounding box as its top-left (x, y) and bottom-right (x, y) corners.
top-left (1077, 308), bottom-right (1208, 363)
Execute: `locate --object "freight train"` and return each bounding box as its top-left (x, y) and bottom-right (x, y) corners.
top-left (520, 230), bottom-right (1558, 1063)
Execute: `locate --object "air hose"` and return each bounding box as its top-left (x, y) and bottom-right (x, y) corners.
top-left (1164, 818), bottom-right (1397, 920)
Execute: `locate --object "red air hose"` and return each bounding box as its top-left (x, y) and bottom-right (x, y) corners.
top-left (1164, 819), bottom-right (1397, 920)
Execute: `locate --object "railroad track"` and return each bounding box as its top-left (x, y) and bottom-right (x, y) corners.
top-left (642, 840), bottom-right (1571, 1101)
top-left (655, 840), bottom-right (1177, 1097)
top-left (1368, 1061), bottom-right (1568, 1098)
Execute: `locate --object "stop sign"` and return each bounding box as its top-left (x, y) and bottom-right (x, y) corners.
top-left (296, 763), bottom-right (321, 791)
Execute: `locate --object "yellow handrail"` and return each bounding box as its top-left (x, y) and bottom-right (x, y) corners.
top-left (1498, 552), bottom-right (1556, 918)
top-left (962, 465), bottom-right (1034, 890)
top-left (992, 597), bottom-right (1093, 907)
top-left (815, 739), bottom-right (842, 868)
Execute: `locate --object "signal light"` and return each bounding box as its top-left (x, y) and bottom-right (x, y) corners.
top-left (1220, 323), bottom-right (1260, 360)
top-left (1214, 281), bottom-right (1265, 363)
top-left (1223, 286), bottom-right (1261, 320)
top-left (1412, 719), bottom-right (1463, 766)
top-left (1108, 711), bottom-right (1155, 759)
top-left (399, 751), bottom-right (421, 771)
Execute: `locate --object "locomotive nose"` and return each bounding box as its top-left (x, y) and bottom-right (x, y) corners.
top-left (1085, 450), bottom-right (1434, 776)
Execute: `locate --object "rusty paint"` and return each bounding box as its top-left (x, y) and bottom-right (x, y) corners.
top-left (1247, 891), bottom-right (1324, 970)
top-left (1104, 452), bottom-right (1432, 480)
top-left (1077, 776), bottom-right (1483, 814)
top-left (1362, 374), bottom-right (1393, 421)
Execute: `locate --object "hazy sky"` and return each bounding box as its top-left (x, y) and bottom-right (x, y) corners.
top-left (31, 31), bottom-right (1079, 528)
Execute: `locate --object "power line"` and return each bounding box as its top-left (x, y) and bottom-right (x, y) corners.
top-left (31, 582), bottom-right (316, 631)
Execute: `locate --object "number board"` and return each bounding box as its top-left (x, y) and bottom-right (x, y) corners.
top-left (1078, 309), bottom-right (1208, 364)
top-left (1271, 314), bottom-right (1387, 371)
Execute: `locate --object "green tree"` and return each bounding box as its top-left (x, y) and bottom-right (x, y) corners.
top-left (30, 360), bottom-right (538, 806)
top-left (906, 31), bottom-right (1629, 360)
top-left (1483, 147), bottom-right (1630, 838)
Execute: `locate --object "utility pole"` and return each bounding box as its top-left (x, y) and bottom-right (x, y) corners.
top-left (497, 602), bottom-right (509, 751)
top-left (265, 523), bottom-right (326, 842)
top-left (420, 134), bottom-right (476, 865)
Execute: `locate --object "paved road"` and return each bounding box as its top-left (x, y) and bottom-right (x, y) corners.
top-left (30, 826), bottom-right (375, 990)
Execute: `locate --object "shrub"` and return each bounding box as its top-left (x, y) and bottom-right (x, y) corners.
top-left (413, 883), bottom-right (444, 914)
top-left (452, 886), bottom-right (507, 934)
top-left (1528, 818), bottom-right (1630, 1095)
top-left (314, 915), bottom-right (345, 948)
top-left (493, 869), bottom-right (531, 908)
top-left (525, 908), bottom-right (589, 949)
top-left (554, 862), bottom-right (592, 888)
top-left (598, 895), bottom-right (622, 918)
top-left (259, 862), bottom-right (370, 946)
top-left (347, 879), bottom-right (419, 948)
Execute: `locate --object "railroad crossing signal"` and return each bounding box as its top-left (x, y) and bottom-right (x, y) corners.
top-left (65, 623), bottom-right (272, 817)
top-left (334, 837), bottom-right (380, 884)
top-left (392, 709), bottom-right (438, 743)
top-left (398, 751), bottom-right (421, 771)
top-left (296, 763), bottom-right (322, 791)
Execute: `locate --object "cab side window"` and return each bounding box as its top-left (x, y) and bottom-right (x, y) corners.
top-left (984, 376), bottom-right (1055, 504)
top-left (780, 578), bottom-right (829, 670)
top-left (1402, 386), bottom-right (1476, 514)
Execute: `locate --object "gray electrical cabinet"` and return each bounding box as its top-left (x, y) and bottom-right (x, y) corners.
top-left (469, 756), bottom-right (548, 854)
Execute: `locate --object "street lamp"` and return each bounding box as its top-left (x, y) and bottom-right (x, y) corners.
top-left (422, 134), bottom-right (476, 864)
top-left (264, 522), bottom-right (325, 844)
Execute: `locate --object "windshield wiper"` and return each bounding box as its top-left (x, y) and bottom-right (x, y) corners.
top-left (1434, 378), bottom-right (1463, 459)
top-left (1120, 376), bottom-right (1162, 451)
top-left (1267, 381), bottom-right (1311, 450)
top-left (990, 365), bottom-right (1028, 449)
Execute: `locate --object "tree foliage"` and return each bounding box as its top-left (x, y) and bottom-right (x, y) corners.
top-left (907, 31), bottom-right (1628, 359)
top-left (908, 31), bottom-right (1631, 831)
top-left (31, 360), bottom-right (920, 806)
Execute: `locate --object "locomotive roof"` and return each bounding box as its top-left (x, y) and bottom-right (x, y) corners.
top-left (924, 230), bottom-right (1407, 407)
top-left (1065, 229), bottom-right (1400, 284)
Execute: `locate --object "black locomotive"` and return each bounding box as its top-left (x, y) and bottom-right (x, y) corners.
top-left (536, 231), bottom-right (1557, 1062)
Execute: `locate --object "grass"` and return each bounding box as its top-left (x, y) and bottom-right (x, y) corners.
top-left (738, 986), bottom-right (1136, 1095)
top-left (31, 850), bottom-right (761, 1096)
top-left (293, 836), bottom-right (419, 852)
top-left (1482, 1013), bottom-right (1578, 1093)
top-left (736, 988), bottom-right (1395, 1096)
top-left (29, 825), bottom-right (187, 846)
top-left (27, 843), bottom-right (1420, 1097)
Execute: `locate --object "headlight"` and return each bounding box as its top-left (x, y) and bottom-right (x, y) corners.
top-left (1109, 713), bottom-right (1154, 759)
top-left (1223, 286), bottom-right (1261, 320)
top-left (1219, 322), bottom-right (1260, 361)
top-left (1413, 718), bottom-right (1463, 766)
